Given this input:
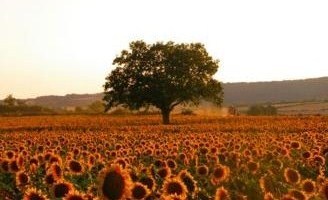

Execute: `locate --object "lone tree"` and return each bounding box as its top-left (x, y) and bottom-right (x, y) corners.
top-left (3, 94), bottom-right (16, 106)
top-left (103, 41), bottom-right (223, 124)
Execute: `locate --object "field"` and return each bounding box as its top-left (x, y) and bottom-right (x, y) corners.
top-left (235, 101), bottom-right (328, 116)
top-left (0, 115), bottom-right (328, 200)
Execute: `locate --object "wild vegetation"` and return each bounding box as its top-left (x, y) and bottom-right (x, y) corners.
top-left (0, 115), bottom-right (328, 199)
top-left (246, 105), bottom-right (277, 116)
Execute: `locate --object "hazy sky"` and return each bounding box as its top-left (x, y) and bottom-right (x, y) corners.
top-left (1, 0), bottom-right (327, 98)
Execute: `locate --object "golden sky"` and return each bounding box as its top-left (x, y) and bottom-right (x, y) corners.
top-left (1, 0), bottom-right (327, 98)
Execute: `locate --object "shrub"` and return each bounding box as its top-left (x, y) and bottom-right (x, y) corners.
top-left (247, 105), bottom-right (277, 116)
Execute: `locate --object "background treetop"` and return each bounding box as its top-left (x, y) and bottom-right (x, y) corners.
top-left (104, 40), bottom-right (223, 124)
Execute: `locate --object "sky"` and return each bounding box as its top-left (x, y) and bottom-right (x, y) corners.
top-left (0, 0), bottom-right (327, 99)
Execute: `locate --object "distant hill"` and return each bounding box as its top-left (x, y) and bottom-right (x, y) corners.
top-left (25, 93), bottom-right (104, 109)
top-left (223, 77), bottom-right (328, 105)
top-left (21, 77), bottom-right (328, 109)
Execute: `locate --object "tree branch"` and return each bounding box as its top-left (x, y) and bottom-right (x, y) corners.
top-left (170, 100), bottom-right (182, 110)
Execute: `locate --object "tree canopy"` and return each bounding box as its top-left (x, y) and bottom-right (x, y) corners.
top-left (104, 41), bottom-right (223, 124)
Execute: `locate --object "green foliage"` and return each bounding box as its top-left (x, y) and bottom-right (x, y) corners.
top-left (104, 40), bottom-right (223, 124)
top-left (3, 95), bottom-right (16, 106)
top-left (0, 173), bottom-right (17, 195)
top-left (0, 95), bottom-right (55, 116)
top-left (86, 101), bottom-right (105, 114)
top-left (247, 104), bottom-right (277, 116)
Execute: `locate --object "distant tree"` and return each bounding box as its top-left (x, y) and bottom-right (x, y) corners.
top-left (75, 106), bottom-right (84, 113)
top-left (3, 94), bottom-right (16, 106)
top-left (104, 41), bottom-right (223, 124)
top-left (247, 104), bottom-right (277, 116)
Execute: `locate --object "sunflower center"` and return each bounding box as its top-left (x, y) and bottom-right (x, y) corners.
top-left (214, 168), bottom-right (224, 178)
top-left (53, 183), bottom-right (70, 198)
top-left (29, 193), bottom-right (45, 200)
top-left (102, 171), bottom-right (125, 200)
top-left (132, 185), bottom-right (147, 199)
top-left (167, 182), bottom-right (183, 195)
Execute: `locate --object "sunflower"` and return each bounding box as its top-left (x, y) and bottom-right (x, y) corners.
top-left (162, 178), bottom-right (188, 200)
top-left (9, 159), bottom-right (20, 172)
top-left (49, 163), bottom-right (63, 179)
top-left (271, 159), bottom-right (283, 170)
top-left (5, 150), bottom-right (15, 159)
top-left (312, 155), bottom-right (325, 166)
top-left (214, 187), bottom-right (230, 200)
top-left (44, 173), bottom-right (57, 185)
top-left (247, 161), bottom-right (259, 174)
top-left (16, 171), bottom-right (29, 187)
top-left (288, 190), bottom-right (306, 200)
top-left (114, 158), bottom-right (127, 169)
top-left (1, 159), bottom-right (10, 172)
top-left (301, 179), bottom-right (316, 195)
top-left (157, 167), bottom-right (171, 179)
top-left (23, 187), bottom-right (49, 200)
top-left (154, 159), bottom-right (164, 168)
top-left (178, 170), bottom-right (197, 196)
top-left (284, 168), bottom-right (301, 185)
top-left (302, 151), bottom-right (311, 159)
top-left (63, 190), bottom-right (86, 200)
top-left (139, 176), bottom-right (156, 191)
top-left (290, 141), bottom-right (301, 149)
top-left (131, 182), bottom-right (151, 199)
top-left (52, 181), bottom-right (74, 198)
top-left (49, 155), bottom-right (62, 165)
top-left (211, 165), bottom-right (230, 185)
top-left (98, 164), bottom-right (132, 200)
top-left (68, 160), bottom-right (84, 175)
top-left (166, 159), bottom-right (177, 170)
top-left (29, 157), bottom-right (39, 166)
top-left (197, 165), bottom-right (209, 176)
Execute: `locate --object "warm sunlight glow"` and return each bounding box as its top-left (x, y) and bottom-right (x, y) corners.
top-left (1, 0), bottom-right (327, 98)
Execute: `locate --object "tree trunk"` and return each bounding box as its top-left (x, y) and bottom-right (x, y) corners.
top-left (161, 109), bottom-right (171, 125)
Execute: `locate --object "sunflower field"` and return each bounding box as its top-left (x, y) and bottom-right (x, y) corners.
top-left (0, 115), bottom-right (328, 200)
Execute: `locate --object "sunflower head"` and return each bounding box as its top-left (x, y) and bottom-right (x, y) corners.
top-left (16, 171), bottom-right (29, 187)
top-left (63, 190), bottom-right (85, 200)
top-left (52, 181), bottom-right (74, 198)
top-left (131, 182), bottom-right (151, 200)
top-left (214, 187), bottom-right (230, 200)
top-left (288, 190), bottom-right (306, 200)
top-left (179, 170), bottom-right (197, 196)
top-left (68, 160), bottom-right (84, 175)
top-left (157, 167), bottom-right (171, 179)
top-left (211, 165), bottom-right (230, 185)
top-left (197, 165), bottom-right (208, 176)
top-left (23, 187), bottom-right (49, 200)
top-left (301, 179), bottom-right (316, 195)
top-left (49, 163), bottom-right (63, 179)
top-left (247, 161), bottom-right (259, 174)
top-left (139, 176), bottom-right (156, 191)
top-left (284, 168), bottom-right (301, 184)
top-left (166, 159), bottom-right (177, 170)
top-left (9, 159), bottom-right (20, 172)
top-left (162, 178), bottom-right (188, 200)
top-left (98, 164), bottom-right (132, 200)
